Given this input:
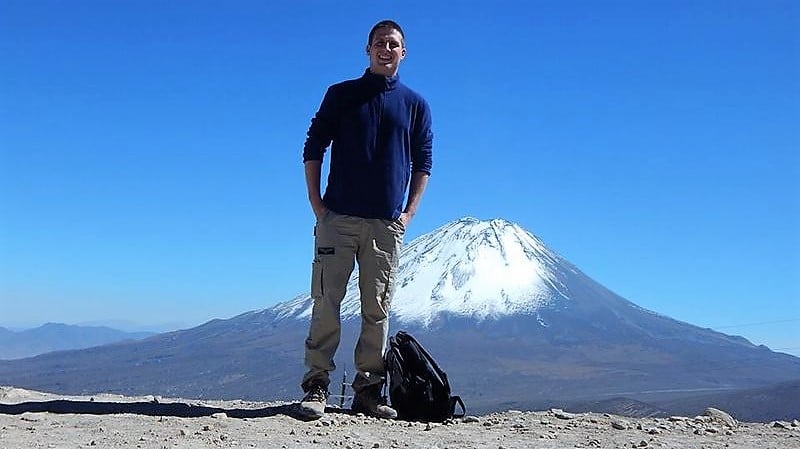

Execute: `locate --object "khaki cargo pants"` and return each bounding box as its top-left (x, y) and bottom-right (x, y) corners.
top-left (301, 210), bottom-right (405, 394)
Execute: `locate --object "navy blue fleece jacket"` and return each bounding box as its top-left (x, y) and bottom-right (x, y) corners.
top-left (303, 69), bottom-right (433, 220)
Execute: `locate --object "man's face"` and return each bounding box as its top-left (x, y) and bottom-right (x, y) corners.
top-left (367, 27), bottom-right (406, 77)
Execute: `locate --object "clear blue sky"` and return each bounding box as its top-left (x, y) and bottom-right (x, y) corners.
top-left (1, 1), bottom-right (798, 354)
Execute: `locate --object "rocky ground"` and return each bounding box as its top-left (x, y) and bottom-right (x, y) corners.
top-left (1, 387), bottom-right (797, 448)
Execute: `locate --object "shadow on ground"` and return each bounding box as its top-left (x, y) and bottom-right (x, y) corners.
top-left (0, 400), bottom-right (349, 421)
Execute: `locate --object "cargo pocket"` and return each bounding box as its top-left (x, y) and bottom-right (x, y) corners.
top-left (311, 260), bottom-right (324, 299)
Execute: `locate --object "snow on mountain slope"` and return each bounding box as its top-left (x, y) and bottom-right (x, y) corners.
top-left (270, 217), bottom-right (576, 326)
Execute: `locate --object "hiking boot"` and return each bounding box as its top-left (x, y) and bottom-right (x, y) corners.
top-left (298, 384), bottom-right (328, 419)
top-left (351, 388), bottom-right (397, 419)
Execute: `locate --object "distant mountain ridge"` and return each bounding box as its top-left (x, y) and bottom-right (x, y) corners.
top-left (75, 320), bottom-right (191, 334)
top-left (1, 217), bottom-right (799, 421)
top-left (0, 323), bottom-right (155, 360)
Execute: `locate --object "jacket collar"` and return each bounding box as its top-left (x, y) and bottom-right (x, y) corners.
top-left (362, 68), bottom-right (399, 91)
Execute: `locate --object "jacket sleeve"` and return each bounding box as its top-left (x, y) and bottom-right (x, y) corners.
top-left (302, 87), bottom-right (338, 163)
top-left (410, 98), bottom-right (433, 175)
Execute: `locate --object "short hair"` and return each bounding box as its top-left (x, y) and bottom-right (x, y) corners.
top-left (368, 20), bottom-right (405, 47)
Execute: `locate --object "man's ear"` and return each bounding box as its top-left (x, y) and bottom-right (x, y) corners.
top-left (366, 44), bottom-right (371, 55)
top-left (401, 47), bottom-right (407, 59)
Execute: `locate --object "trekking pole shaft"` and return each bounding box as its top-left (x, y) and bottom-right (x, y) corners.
top-left (340, 369), bottom-right (347, 408)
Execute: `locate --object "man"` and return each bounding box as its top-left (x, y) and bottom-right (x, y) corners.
top-left (298, 19), bottom-right (433, 420)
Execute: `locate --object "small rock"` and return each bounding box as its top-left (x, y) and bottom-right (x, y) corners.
top-left (211, 412), bottom-right (228, 419)
top-left (703, 407), bottom-right (737, 428)
top-left (372, 443), bottom-right (380, 448)
top-left (638, 441), bottom-right (648, 447)
top-left (668, 416), bottom-right (688, 422)
top-left (611, 420), bottom-right (627, 430)
top-left (425, 423), bottom-right (432, 431)
top-left (772, 421), bottom-right (790, 429)
top-left (179, 429), bottom-right (187, 436)
top-left (463, 416), bottom-right (480, 423)
top-left (792, 419), bottom-right (799, 427)
top-left (648, 429), bottom-right (660, 435)
top-left (553, 410), bottom-right (578, 420)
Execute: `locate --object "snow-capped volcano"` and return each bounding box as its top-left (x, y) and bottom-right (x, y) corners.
top-left (272, 217), bottom-right (579, 325)
top-left (4, 216), bottom-right (800, 418)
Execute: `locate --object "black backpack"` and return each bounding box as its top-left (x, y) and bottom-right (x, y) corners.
top-left (384, 331), bottom-right (466, 422)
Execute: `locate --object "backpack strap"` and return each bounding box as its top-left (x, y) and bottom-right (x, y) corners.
top-left (450, 396), bottom-right (466, 419)
top-left (398, 332), bottom-right (451, 390)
